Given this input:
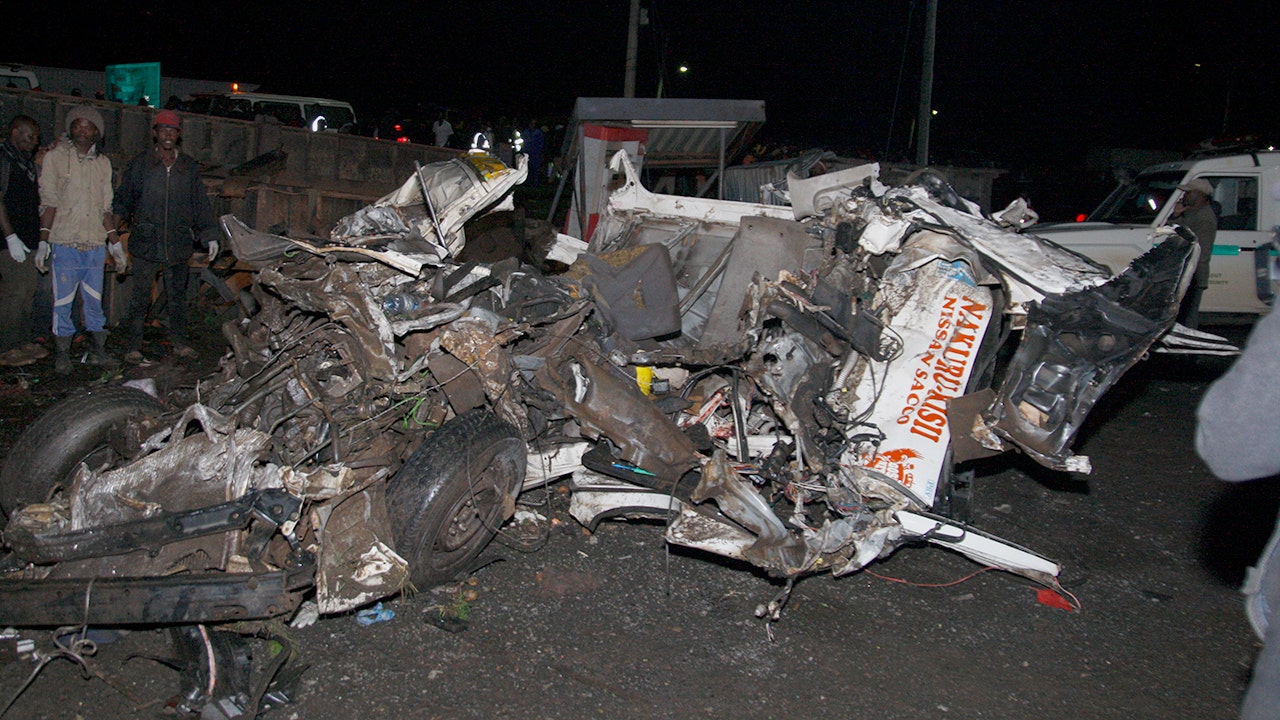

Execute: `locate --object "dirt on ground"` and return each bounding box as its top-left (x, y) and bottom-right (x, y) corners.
top-left (0, 312), bottom-right (1266, 720)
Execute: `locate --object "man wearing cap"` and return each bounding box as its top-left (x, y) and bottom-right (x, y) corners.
top-left (112, 108), bottom-right (219, 361)
top-left (1170, 177), bottom-right (1218, 328)
top-left (38, 104), bottom-right (122, 373)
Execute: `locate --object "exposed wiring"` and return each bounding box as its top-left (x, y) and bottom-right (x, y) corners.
top-left (1051, 581), bottom-right (1084, 612)
top-left (865, 565), bottom-right (996, 587)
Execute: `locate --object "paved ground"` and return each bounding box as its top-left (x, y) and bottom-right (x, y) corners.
top-left (0, 316), bottom-right (1266, 719)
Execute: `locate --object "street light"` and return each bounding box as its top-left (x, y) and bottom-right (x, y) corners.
top-left (658, 64), bottom-right (690, 98)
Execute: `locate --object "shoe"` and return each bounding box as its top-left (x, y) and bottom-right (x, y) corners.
top-left (87, 331), bottom-right (117, 367)
top-left (172, 342), bottom-right (197, 359)
top-left (0, 342), bottom-right (49, 366)
top-left (21, 342), bottom-right (48, 361)
top-left (54, 336), bottom-right (72, 375)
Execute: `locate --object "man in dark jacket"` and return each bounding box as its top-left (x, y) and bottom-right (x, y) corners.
top-left (112, 109), bottom-right (219, 360)
top-left (1170, 177), bottom-right (1218, 329)
top-left (0, 115), bottom-right (48, 364)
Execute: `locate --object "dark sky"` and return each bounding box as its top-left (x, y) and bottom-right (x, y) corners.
top-left (11, 1), bottom-right (1279, 208)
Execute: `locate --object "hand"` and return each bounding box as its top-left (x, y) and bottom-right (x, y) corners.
top-left (107, 241), bottom-right (128, 275)
top-left (207, 240), bottom-right (219, 260)
top-left (34, 241), bottom-right (50, 272)
top-left (5, 234), bottom-right (28, 263)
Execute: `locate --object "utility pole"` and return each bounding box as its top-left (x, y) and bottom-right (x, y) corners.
top-left (916, 0), bottom-right (937, 166)
top-left (624, 0), bottom-right (641, 98)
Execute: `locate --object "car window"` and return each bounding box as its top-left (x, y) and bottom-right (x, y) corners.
top-left (1207, 176), bottom-right (1259, 231)
top-left (1091, 170), bottom-right (1185, 224)
top-left (254, 101), bottom-right (304, 127)
top-left (211, 96), bottom-right (254, 120)
top-left (305, 103), bottom-right (355, 131)
top-left (185, 96), bottom-right (212, 114)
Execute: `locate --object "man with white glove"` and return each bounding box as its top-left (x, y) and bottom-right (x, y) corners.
top-left (41, 105), bottom-right (118, 373)
top-left (0, 115), bottom-right (46, 363)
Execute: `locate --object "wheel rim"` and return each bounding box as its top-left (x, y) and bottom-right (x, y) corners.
top-left (429, 448), bottom-right (513, 565)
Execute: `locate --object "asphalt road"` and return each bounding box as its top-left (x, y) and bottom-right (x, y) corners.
top-left (0, 329), bottom-right (1266, 719)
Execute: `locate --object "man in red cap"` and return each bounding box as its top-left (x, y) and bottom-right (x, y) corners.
top-left (112, 108), bottom-right (219, 361)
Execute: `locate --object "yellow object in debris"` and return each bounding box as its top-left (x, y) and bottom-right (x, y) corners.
top-left (636, 365), bottom-right (654, 395)
top-left (464, 151), bottom-right (509, 180)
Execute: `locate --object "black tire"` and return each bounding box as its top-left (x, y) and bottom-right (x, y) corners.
top-left (386, 409), bottom-right (525, 589)
top-left (0, 385), bottom-right (167, 523)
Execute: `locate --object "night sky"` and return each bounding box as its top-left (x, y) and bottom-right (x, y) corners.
top-left (10, 1), bottom-right (1279, 217)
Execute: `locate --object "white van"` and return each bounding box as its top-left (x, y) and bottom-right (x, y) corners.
top-left (0, 64), bottom-right (40, 91)
top-left (186, 92), bottom-right (357, 133)
top-left (1035, 151), bottom-right (1280, 315)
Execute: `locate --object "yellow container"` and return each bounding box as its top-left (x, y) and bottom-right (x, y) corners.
top-left (635, 365), bottom-right (654, 395)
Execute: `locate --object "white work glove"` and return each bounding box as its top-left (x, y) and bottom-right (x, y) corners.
top-left (33, 241), bottom-right (50, 272)
top-left (207, 240), bottom-right (219, 260)
top-left (5, 234), bottom-right (28, 263)
top-left (107, 240), bottom-right (128, 275)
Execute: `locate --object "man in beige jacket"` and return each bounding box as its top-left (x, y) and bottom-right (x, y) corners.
top-left (38, 105), bottom-right (126, 373)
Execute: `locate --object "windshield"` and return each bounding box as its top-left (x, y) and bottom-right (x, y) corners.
top-left (305, 103), bottom-right (356, 132)
top-left (1089, 170), bottom-right (1186, 224)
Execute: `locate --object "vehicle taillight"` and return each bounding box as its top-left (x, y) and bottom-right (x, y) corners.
top-left (1075, 213), bottom-right (1087, 222)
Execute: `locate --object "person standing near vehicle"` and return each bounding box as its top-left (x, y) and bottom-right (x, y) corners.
top-left (1170, 178), bottom-right (1218, 328)
top-left (1196, 308), bottom-right (1280, 719)
top-left (522, 119), bottom-right (544, 186)
top-left (39, 105), bottom-right (122, 374)
top-left (432, 112), bottom-right (452, 148)
top-left (0, 115), bottom-right (48, 365)
top-left (112, 109), bottom-right (219, 361)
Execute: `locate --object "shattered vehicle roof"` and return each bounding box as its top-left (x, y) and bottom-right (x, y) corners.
top-left (0, 148), bottom-right (1226, 637)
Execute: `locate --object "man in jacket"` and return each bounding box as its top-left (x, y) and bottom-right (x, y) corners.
top-left (0, 115), bottom-right (47, 365)
top-left (1171, 177), bottom-right (1218, 328)
top-left (39, 105), bottom-right (123, 373)
top-left (113, 109), bottom-right (218, 361)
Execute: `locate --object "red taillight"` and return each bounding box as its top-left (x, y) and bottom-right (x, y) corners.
top-left (396, 136), bottom-right (409, 143)
top-left (1075, 213), bottom-right (1087, 222)
top-left (394, 124), bottom-right (402, 132)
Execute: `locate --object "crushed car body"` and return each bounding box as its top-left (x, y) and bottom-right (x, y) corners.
top-left (0, 148), bottom-right (1219, 638)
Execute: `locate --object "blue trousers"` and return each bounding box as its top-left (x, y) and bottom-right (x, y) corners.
top-left (51, 244), bottom-right (106, 337)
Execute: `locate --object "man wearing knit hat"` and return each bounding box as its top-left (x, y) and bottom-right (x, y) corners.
top-left (113, 108), bottom-right (218, 361)
top-left (38, 104), bottom-right (123, 373)
top-left (1170, 177), bottom-right (1219, 328)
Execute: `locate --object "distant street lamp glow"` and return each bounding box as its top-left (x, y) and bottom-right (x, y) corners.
top-left (931, 109), bottom-right (938, 115)
top-left (678, 65), bottom-right (689, 73)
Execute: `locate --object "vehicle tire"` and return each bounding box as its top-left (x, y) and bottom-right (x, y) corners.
top-left (0, 385), bottom-right (167, 524)
top-left (386, 408), bottom-right (526, 589)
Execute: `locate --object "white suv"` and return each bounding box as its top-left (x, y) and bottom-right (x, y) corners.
top-left (1035, 151), bottom-right (1280, 315)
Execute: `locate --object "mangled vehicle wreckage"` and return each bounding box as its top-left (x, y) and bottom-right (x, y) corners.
top-left (0, 148), bottom-right (1231, 711)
